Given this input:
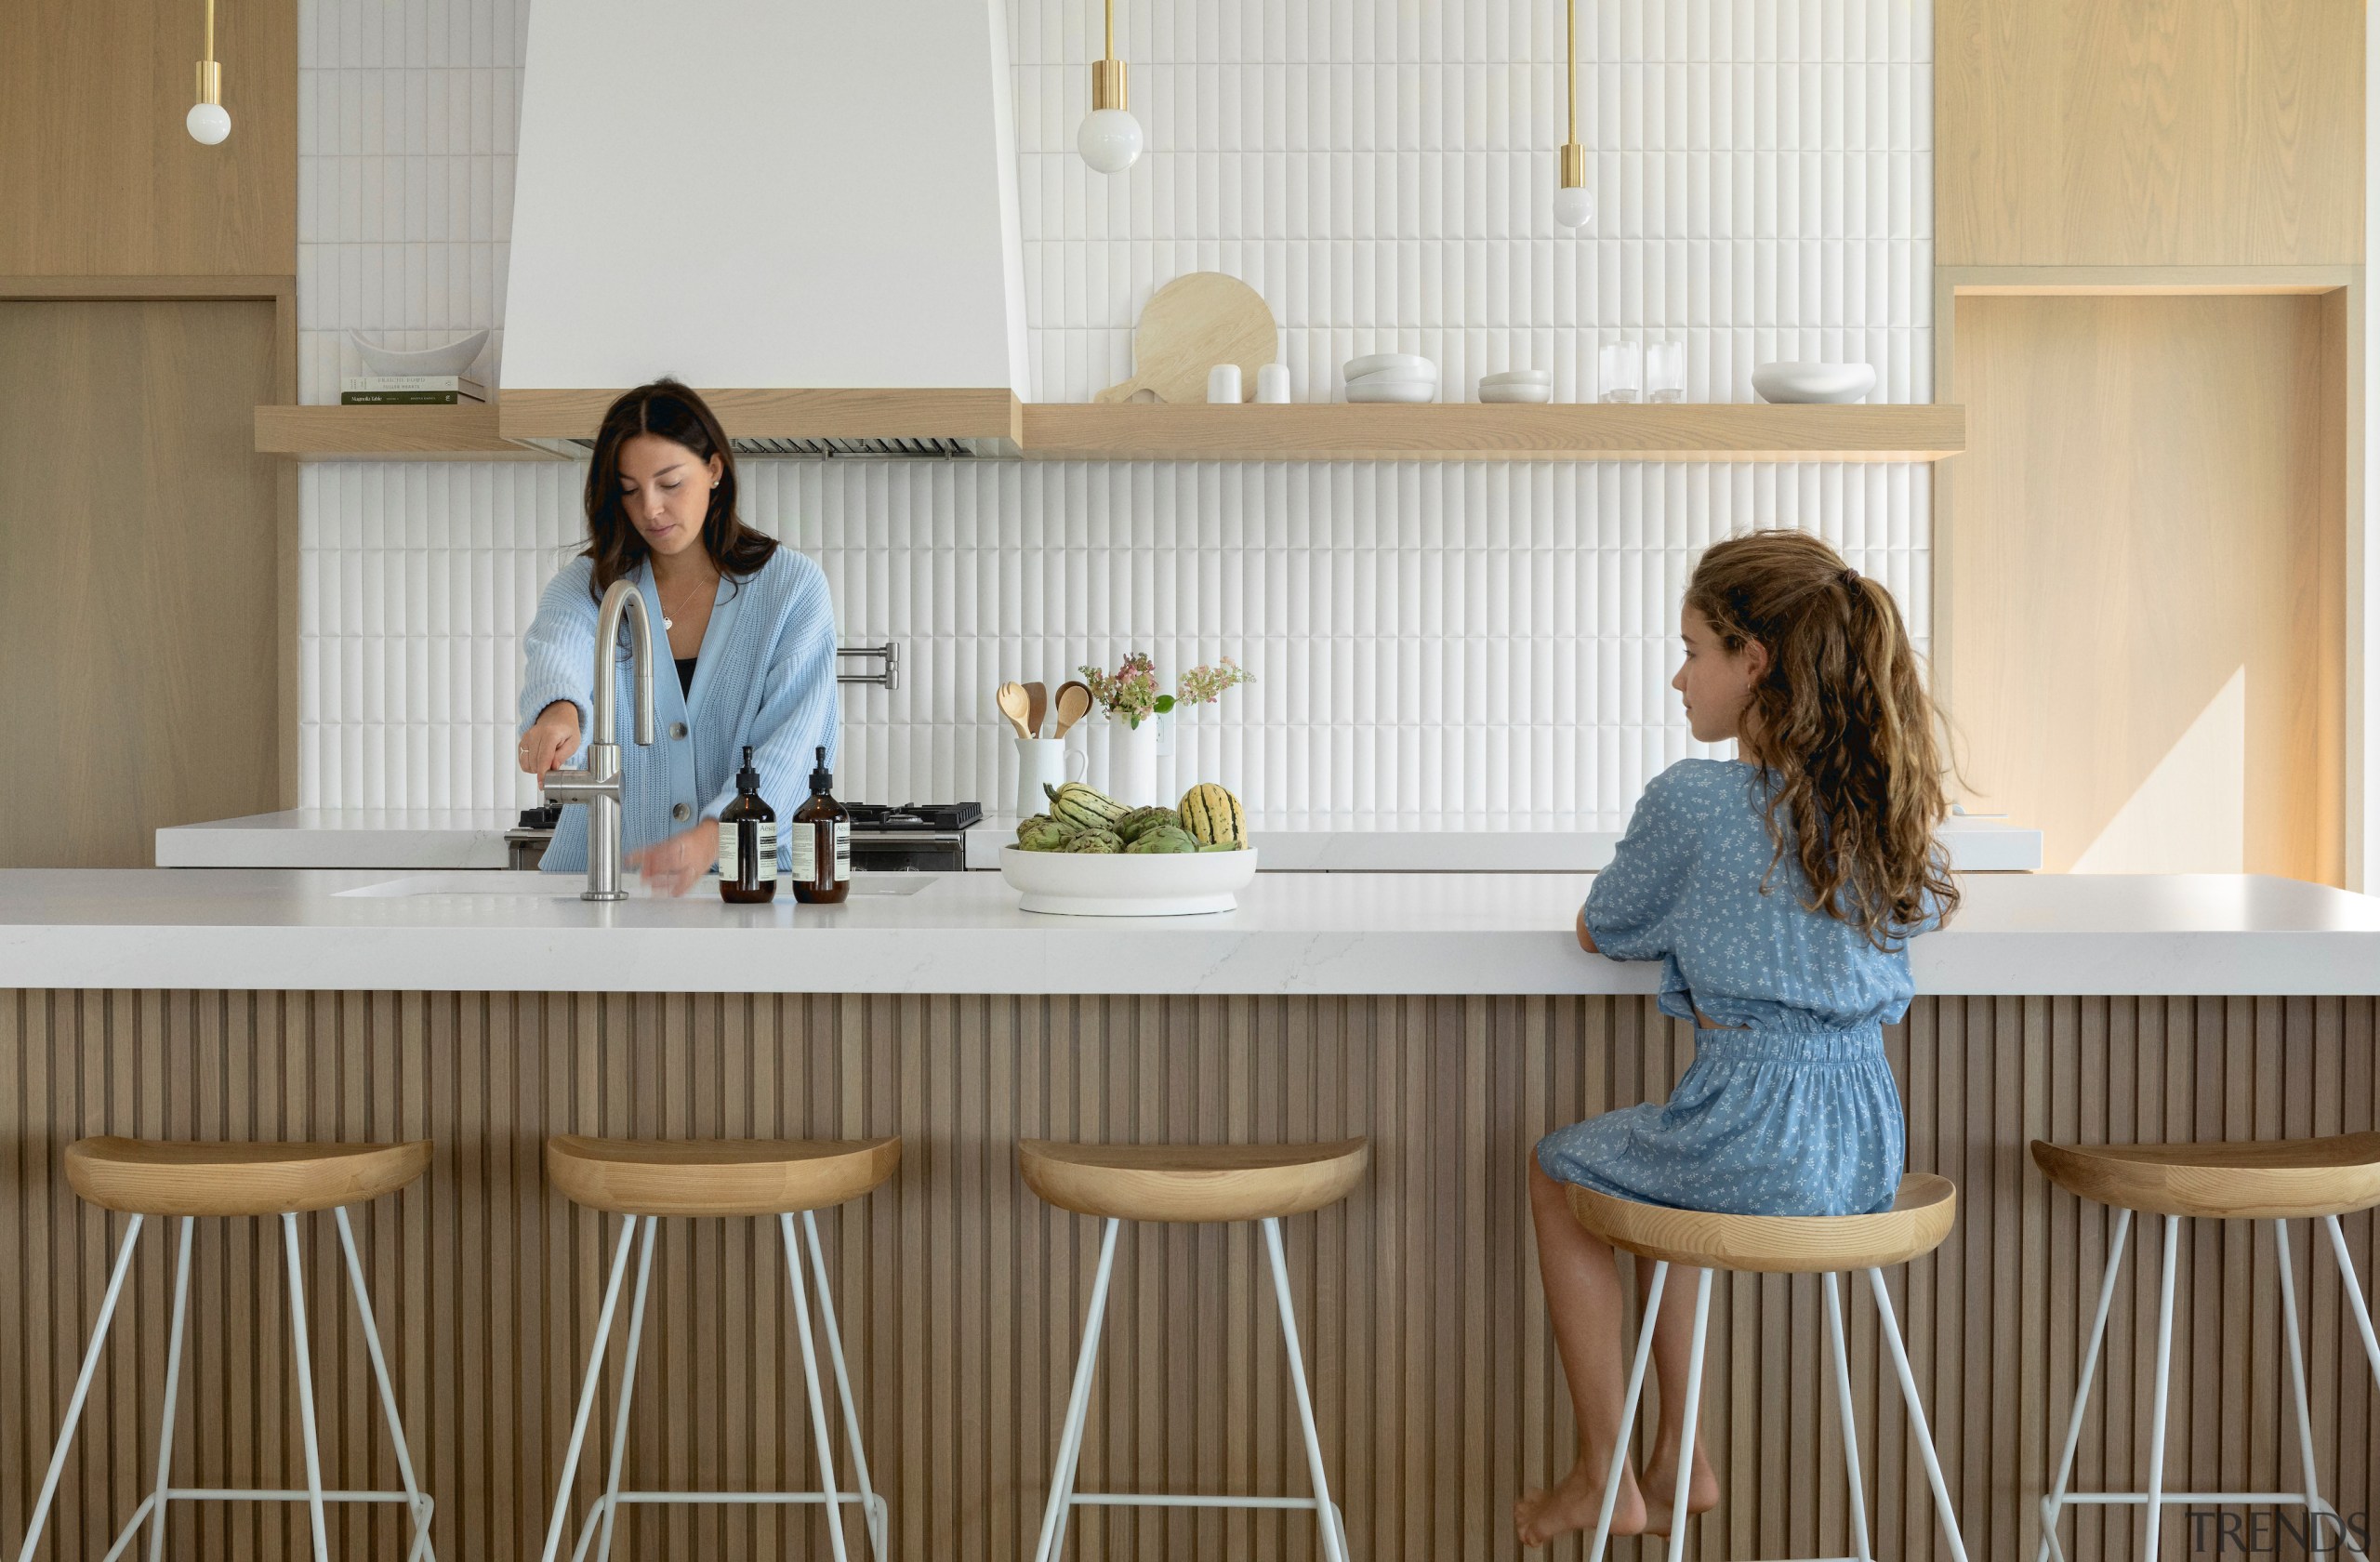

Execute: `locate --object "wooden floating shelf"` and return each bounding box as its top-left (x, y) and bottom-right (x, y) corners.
top-left (1019, 401), bottom-right (1965, 462)
top-left (257, 393), bottom-right (1964, 464)
top-left (254, 403), bottom-right (563, 461)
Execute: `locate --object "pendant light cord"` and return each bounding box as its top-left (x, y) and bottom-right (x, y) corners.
top-left (205, 0), bottom-right (216, 66)
top-left (1565, 0), bottom-right (1577, 142)
top-left (1104, 0), bottom-right (1115, 63)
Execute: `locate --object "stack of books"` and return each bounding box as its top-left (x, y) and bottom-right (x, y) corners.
top-left (340, 376), bottom-right (487, 405)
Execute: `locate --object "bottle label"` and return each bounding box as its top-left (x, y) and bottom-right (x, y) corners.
top-left (719, 821), bottom-right (777, 883)
top-left (789, 825), bottom-right (816, 882)
top-left (834, 820), bottom-right (852, 882)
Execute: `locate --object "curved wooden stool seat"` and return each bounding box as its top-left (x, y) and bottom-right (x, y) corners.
top-left (2030, 1132), bottom-right (2380, 1219)
top-left (2032, 1134), bottom-right (2380, 1562)
top-left (541, 1134), bottom-right (903, 1562)
top-left (1021, 1138), bottom-right (1371, 1562)
top-left (1018, 1137), bottom-right (1368, 1224)
top-left (25, 1137), bottom-right (439, 1562)
top-left (545, 1135), bottom-right (900, 1216)
top-left (1568, 1173), bottom-right (1957, 1274)
top-left (66, 1136), bottom-right (431, 1216)
top-left (1563, 1172), bottom-right (1970, 1562)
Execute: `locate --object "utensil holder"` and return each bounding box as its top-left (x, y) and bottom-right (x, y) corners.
top-left (1016, 736), bottom-right (1089, 817)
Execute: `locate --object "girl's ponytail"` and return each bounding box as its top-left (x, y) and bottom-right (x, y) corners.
top-left (1685, 533), bottom-right (1959, 946)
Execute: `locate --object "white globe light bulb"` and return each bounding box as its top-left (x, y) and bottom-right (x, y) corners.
top-left (1077, 108), bottom-right (1144, 175)
top-left (1553, 183), bottom-right (1593, 231)
top-left (187, 101), bottom-right (231, 146)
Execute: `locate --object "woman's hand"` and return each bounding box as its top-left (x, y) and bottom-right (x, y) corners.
top-left (628, 820), bottom-right (718, 898)
top-left (518, 702), bottom-right (582, 776)
top-left (1575, 908), bottom-right (1599, 953)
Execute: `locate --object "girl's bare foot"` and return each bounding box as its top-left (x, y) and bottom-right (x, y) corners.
top-left (1515, 1459), bottom-right (1647, 1548)
top-left (1637, 1449), bottom-right (1721, 1537)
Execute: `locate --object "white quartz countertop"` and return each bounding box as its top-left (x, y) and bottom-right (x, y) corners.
top-left (4, 868), bottom-right (2370, 997)
top-left (157, 810), bottom-right (2045, 873)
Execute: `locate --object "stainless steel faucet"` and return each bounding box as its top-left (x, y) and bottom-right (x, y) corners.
top-left (540, 577), bottom-right (657, 900)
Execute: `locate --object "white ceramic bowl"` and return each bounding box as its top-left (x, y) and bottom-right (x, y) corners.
top-left (1346, 380), bottom-right (1439, 404)
top-left (1479, 369), bottom-right (1553, 386)
top-left (1478, 383), bottom-right (1554, 404)
top-left (349, 329), bottom-right (492, 378)
top-left (1346, 366), bottom-right (1439, 388)
top-left (1750, 361), bottom-right (1876, 404)
top-left (1343, 352), bottom-right (1436, 381)
top-left (1000, 844), bottom-right (1260, 917)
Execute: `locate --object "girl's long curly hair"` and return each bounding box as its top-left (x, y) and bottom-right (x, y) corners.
top-left (1685, 530), bottom-right (1959, 946)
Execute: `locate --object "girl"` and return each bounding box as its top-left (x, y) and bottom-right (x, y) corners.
top-left (1516, 529), bottom-right (1958, 1547)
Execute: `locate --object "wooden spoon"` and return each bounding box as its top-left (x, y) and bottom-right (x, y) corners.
top-left (996, 682), bottom-right (1034, 739)
top-left (1025, 681), bottom-right (1049, 740)
top-left (1051, 680), bottom-right (1093, 738)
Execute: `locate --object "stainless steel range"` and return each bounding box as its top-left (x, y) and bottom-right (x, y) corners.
top-left (844, 802), bottom-right (983, 872)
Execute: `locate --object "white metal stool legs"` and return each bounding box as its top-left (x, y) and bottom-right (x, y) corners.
top-left (1032, 1215), bottom-right (1351, 1562)
top-left (16, 1209), bottom-right (437, 1562)
top-left (1031, 1217), bottom-right (1120, 1562)
top-left (1822, 1271), bottom-right (1874, 1562)
top-left (2039, 1212), bottom-right (2379, 1562)
top-left (543, 1211), bottom-right (889, 1562)
top-left (1582, 1260), bottom-right (1668, 1562)
top-left (16, 1214), bottom-right (146, 1562)
top-left (1588, 1264), bottom-right (1964, 1562)
top-left (2326, 1213), bottom-right (2380, 1389)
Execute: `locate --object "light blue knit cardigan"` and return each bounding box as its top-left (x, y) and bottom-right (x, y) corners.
top-left (518, 548), bottom-right (840, 875)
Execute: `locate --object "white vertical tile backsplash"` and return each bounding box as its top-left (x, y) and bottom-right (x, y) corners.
top-left (298, 0), bottom-right (1932, 829)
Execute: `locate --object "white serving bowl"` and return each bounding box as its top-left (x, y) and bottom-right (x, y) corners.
top-left (1346, 380), bottom-right (1439, 404)
top-left (1751, 361), bottom-right (1877, 404)
top-left (1478, 383), bottom-right (1554, 404)
top-left (349, 328), bottom-right (491, 378)
top-left (1479, 369), bottom-right (1553, 386)
top-left (1343, 351), bottom-right (1436, 380)
top-left (1001, 844), bottom-right (1260, 917)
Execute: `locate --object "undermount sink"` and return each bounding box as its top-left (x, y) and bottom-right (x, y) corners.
top-left (338, 871), bottom-right (939, 899)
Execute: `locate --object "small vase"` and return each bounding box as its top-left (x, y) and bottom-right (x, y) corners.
top-left (1105, 715), bottom-right (1162, 807)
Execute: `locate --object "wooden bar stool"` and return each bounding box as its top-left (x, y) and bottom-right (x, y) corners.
top-left (1567, 1174), bottom-right (1970, 1562)
top-left (15, 1137), bottom-right (437, 1562)
top-left (539, 1135), bottom-right (901, 1562)
top-left (2030, 1133), bottom-right (2380, 1562)
top-left (1018, 1138), bottom-right (1369, 1562)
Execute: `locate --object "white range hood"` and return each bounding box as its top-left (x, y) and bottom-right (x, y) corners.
top-left (503, 0), bottom-right (1031, 452)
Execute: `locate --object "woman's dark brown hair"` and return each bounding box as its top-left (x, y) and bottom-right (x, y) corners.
top-left (1684, 529), bottom-right (1959, 946)
top-left (580, 379), bottom-right (775, 596)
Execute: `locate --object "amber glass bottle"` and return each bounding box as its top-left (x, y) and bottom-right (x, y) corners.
top-left (717, 747), bottom-right (778, 904)
top-left (790, 745), bottom-right (851, 905)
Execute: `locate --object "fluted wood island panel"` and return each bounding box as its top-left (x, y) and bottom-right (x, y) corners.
top-left (1, 990), bottom-right (2373, 1562)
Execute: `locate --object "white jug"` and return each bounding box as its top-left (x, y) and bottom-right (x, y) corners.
top-left (1016, 735), bottom-right (1089, 817)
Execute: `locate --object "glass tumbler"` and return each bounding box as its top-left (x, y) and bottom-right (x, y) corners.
top-left (1646, 339), bottom-right (1686, 404)
top-left (1597, 341), bottom-right (1643, 404)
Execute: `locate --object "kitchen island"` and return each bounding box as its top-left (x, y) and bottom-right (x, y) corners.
top-left (2, 869), bottom-right (2373, 1562)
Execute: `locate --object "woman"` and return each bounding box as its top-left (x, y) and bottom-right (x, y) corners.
top-left (517, 379), bottom-right (839, 895)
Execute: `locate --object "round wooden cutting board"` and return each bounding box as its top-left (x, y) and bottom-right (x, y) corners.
top-left (1095, 272), bottom-right (1278, 404)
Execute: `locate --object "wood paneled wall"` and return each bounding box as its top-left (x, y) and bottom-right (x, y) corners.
top-left (0, 300), bottom-right (284, 867)
top-left (0, 0), bottom-right (296, 277)
top-left (1939, 292), bottom-right (2347, 879)
top-left (1935, 0), bottom-right (2364, 267)
top-left (0, 990), bottom-right (2373, 1562)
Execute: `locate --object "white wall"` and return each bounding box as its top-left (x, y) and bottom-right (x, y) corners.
top-left (297, 0), bottom-right (1933, 827)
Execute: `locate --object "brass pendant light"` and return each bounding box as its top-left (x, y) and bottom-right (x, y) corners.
top-left (187, 0), bottom-right (231, 144)
top-left (1077, 0), bottom-right (1143, 174)
top-left (1554, 0), bottom-right (1593, 229)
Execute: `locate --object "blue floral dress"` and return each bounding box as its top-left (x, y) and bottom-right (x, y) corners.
top-left (1537, 759), bottom-right (1932, 1217)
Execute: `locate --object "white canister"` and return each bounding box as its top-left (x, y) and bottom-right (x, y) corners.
top-left (1255, 364), bottom-right (1292, 404)
top-left (1206, 364), bottom-right (1244, 404)
top-left (1015, 735), bottom-right (1089, 817)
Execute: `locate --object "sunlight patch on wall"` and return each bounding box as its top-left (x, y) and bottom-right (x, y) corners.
top-left (2071, 667), bottom-right (2247, 873)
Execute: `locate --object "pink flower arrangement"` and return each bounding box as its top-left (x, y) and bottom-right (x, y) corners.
top-left (1078, 653), bottom-right (1255, 729)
